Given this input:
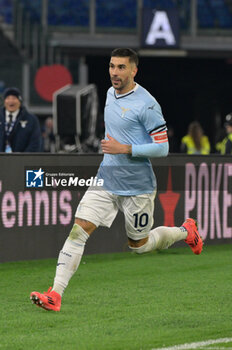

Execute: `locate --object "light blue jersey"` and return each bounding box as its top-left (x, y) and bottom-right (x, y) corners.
top-left (97, 83), bottom-right (167, 195)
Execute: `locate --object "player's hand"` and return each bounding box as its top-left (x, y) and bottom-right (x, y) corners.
top-left (101, 134), bottom-right (131, 154)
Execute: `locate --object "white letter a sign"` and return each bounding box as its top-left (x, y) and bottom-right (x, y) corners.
top-left (145, 11), bottom-right (176, 45)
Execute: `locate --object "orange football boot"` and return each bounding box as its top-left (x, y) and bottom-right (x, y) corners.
top-left (182, 218), bottom-right (203, 255)
top-left (30, 287), bottom-right (61, 311)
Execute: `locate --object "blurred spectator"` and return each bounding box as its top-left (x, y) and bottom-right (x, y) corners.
top-left (216, 113), bottom-right (232, 154)
top-left (180, 121), bottom-right (210, 154)
top-left (41, 116), bottom-right (56, 152)
top-left (214, 113), bottom-right (226, 153)
top-left (0, 80), bottom-right (5, 94)
top-left (167, 125), bottom-right (179, 153)
top-left (0, 87), bottom-right (42, 152)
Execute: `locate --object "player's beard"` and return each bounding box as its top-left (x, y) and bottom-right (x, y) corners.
top-left (111, 78), bottom-right (122, 89)
top-left (111, 77), bottom-right (129, 93)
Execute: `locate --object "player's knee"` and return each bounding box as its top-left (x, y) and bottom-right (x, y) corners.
top-left (128, 243), bottom-right (148, 254)
top-left (69, 223), bottom-right (82, 240)
top-left (68, 223), bottom-right (89, 244)
top-left (74, 218), bottom-right (96, 235)
top-left (128, 237), bottom-right (149, 254)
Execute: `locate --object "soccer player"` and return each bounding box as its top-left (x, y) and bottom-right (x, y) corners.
top-left (30, 48), bottom-right (203, 311)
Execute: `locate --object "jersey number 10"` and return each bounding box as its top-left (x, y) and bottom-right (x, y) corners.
top-left (133, 213), bottom-right (149, 228)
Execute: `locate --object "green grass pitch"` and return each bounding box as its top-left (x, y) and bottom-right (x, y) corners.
top-left (1, 244), bottom-right (232, 350)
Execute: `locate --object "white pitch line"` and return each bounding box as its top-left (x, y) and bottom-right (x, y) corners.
top-left (197, 347), bottom-right (232, 349)
top-left (151, 338), bottom-right (232, 350)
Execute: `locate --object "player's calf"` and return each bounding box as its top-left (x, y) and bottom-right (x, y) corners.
top-left (128, 234), bottom-right (156, 254)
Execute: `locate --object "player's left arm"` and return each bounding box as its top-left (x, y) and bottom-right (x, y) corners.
top-left (132, 100), bottom-right (169, 158)
top-left (132, 124), bottom-right (169, 158)
top-left (101, 131), bottom-right (168, 157)
top-left (101, 100), bottom-right (169, 157)
top-left (101, 128), bottom-right (169, 158)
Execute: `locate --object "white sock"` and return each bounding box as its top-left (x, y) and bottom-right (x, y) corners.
top-left (129, 231), bottom-right (155, 254)
top-left (130, 226), bottom-right (187, 254)
top-left (151, 226), bottom-right (187, 250)
top-left (52, 224), bottom-right (89, 296)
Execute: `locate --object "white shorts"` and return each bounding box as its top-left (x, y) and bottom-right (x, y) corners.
top-left (75, 188), bottom-right (156, 240)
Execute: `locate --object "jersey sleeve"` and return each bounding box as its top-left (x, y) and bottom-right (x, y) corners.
top-left (140, 100), bottom-right (167, 135)
top-left (140, 100), bottom-right (168, 145)
top-left (132, 100), bottom-right (169, 158)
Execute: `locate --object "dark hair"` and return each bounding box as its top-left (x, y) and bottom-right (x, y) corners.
top-left (188, 121), bottom-right (203, 150)
top-left (111, 48), bottom-right (139, 67)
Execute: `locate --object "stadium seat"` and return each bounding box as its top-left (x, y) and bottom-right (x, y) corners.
top-left (210, 0), bottom-right (232, 28)
top-left (0, 0), bottom-right (231, 30)
top-left (197, 0), bottom-right (215, 28)
top-left (96, 1), bottom-right (136, 28)
top-left (143, 0), bottom-right (175, 8)
top-left (0, 0), bottom-right (13, 23)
